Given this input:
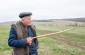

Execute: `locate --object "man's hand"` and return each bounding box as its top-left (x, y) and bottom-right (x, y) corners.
top-left (26, 37), bottom-right (33, 45)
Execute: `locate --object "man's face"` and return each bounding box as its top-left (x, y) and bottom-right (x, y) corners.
top-left (21, 16), bottom-right (32, 26)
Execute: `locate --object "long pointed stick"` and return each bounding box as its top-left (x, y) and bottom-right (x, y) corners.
top-left (33, 28), bottom-right (75, 39)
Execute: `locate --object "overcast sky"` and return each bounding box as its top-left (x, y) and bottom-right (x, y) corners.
top-left (0, 0), bottom-right (85, 22)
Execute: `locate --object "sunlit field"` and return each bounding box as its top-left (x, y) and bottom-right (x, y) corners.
top-left (0, 24), bottom-right (85, 55)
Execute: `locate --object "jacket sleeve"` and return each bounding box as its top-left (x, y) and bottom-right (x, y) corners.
top-left (8, 25), bottom-right (27, 48)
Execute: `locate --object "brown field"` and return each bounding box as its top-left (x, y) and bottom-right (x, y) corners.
top-left (33, 20), bottom-right (85, 26)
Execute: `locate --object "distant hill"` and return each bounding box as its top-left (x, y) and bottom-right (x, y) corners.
top-left (33, 18), bottom-right (85, 22)
top-left (0, 18), bottom-right (85, 26)
top-left (62, 18), bottom-right (85, 22)
top-left (32, 20), bottom-right (53, 22)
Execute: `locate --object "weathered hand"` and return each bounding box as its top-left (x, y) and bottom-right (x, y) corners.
top-left (26, 37), bottom-right (33, 45)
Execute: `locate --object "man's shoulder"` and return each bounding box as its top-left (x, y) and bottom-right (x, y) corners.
top-left (11, 21), bottom-right (20, 27)
top-left (11, 21), bottom-right (19, 30)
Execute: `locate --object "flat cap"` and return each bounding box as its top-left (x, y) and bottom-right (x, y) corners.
top-left (19, 12), bottom-right (32, 18)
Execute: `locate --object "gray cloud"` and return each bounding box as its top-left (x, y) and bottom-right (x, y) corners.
top-left (0, 0), bottom-right (85, 22)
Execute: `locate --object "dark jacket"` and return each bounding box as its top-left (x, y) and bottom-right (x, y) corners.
top-left (8, 24), bottom-right (38, 54)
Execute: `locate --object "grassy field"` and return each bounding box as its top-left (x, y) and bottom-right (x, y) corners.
top-left (0, 24), bottom-right (85, 55)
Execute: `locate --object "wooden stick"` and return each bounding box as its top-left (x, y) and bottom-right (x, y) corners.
top-left (33, 28), bottom-right (75, 39)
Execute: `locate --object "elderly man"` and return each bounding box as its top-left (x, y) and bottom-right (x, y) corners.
top-left (8, 12), bottom-right (38, 55)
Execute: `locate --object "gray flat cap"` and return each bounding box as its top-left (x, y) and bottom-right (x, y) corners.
top-left (19, 12), bottom-right (32, 18)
